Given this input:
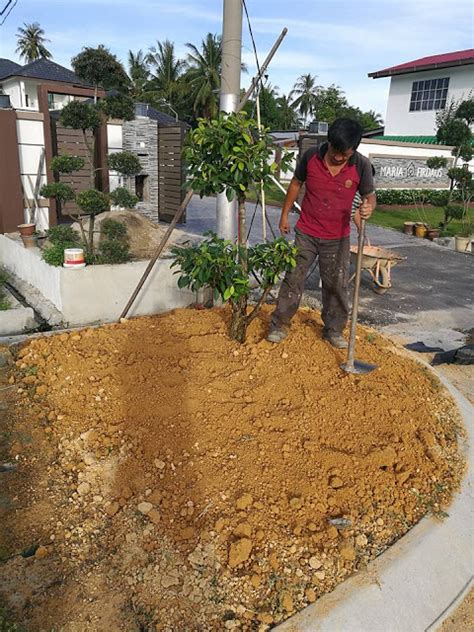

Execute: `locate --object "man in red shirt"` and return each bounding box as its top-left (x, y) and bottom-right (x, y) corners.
top-left (268, 118), bottom-right (376, 348)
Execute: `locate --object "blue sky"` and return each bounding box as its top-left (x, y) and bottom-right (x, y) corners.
top-left (0, 0), bottom-right (472, 120)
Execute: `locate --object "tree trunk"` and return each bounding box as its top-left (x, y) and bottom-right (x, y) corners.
top-left (230, 296), bottom-right (248, 343)
top-left (229, 196), bottom-right (248, 343)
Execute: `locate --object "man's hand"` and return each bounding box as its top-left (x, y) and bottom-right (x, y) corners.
top-left (359, 196), bottom-right (375, 220)
top-left (279, 213), bottom-right (291, 234)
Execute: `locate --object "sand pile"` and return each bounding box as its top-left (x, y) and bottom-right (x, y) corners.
top-left (0, 307), bottom-right (464, 631)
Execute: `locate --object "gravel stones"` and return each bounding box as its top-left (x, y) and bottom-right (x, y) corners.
top-left (137, 502), bottom-right (153, 514)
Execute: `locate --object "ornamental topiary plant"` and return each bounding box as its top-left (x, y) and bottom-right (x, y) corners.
top-left (40, 96), bottom-right (141, 259)
top-left (171, 111), bottom-right (296, 342)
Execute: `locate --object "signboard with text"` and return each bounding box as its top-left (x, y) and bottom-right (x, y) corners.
top-left (370, 154), bottom-right (453, 189)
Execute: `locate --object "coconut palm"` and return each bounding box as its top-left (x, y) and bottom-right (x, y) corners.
top-left (127, 49), bottom-right (150, 99)
top-left (276, 94), bottom-right (301, 130)
top-left (147, 40), bottom-right (185, 105)
top-left (15, 22), bottom-right (52, 63)
top-left (291, 73), bottom-right (320, 125)
top-left (185, 33), bottom-right (222, 119)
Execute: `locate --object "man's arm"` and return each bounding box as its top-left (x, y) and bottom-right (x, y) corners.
top-left (279, 177), bottom-right (302, 234)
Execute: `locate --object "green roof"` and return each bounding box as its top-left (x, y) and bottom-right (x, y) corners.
top-left (372, 135), bottom-right (474, 146)
top-left (373, 135), bottom-right (440, 144)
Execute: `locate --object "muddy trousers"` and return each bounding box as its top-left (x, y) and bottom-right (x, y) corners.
top-left (271, 229), bottom-right (350, 335)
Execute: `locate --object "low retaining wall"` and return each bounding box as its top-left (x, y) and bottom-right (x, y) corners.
top-left (0, 235), bottom-right (199, 326)
top-left (0, 287), bottom-right (36, 335)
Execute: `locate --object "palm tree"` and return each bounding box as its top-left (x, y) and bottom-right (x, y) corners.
top-left (276, 94), bottom-right (301, 130)
top-left (147, 40), bottom-right (185, 105)
top-left (185, 33), bottom-right (222, 119)
top-left (291, 74), bottom-right (320, 125)
top-left (15, 22), bottom-right (52, 63)
top-left (127, 50), bottom-right (150, 100)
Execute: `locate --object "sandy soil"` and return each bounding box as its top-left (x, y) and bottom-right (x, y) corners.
top-left (440, 587), bottom-right (474, 632)
top-left (0, 307), bottom-right (465, 631)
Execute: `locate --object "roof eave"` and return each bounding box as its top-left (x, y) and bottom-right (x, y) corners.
top-left (368, 57), bottom-right (474, 79)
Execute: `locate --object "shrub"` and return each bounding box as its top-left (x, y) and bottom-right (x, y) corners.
top-left (42, 242), bottom-right (75, 267)
top-left (98, 239), bottom-right (130, 264)
top-left (108, 152), bottom-right (142, 177)
top-left (60, 100), bottom-right (101, 131)
top-left (0, 267), bottom-right (10, 310)
top-left (109, 187), bottom-right (138, 209)
top-left (76, 189), bottom-right (110, 216)
top-left (40, 182), bottom-right (76, 205)
top-left (101, 218), bottom-right (128, 240)
top-left (97, 218), bottom-right (130, 264)
top-left (376, 189), bottom-right (460, 206)
top-left (46, 224), bottom-right (80, 246)
top-left (51, 155), bottom-right (85, 174)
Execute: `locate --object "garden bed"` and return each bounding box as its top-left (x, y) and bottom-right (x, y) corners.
top-left (0, 234), bottom-right (202, 326)
top-left (0, 306), bottom-right (465, 630)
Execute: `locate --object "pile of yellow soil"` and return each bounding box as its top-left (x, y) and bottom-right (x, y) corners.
top-left (0, 307), bottom-right (464, 631)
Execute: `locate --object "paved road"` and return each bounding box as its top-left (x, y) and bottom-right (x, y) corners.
top-left (183, 196), bottom-right (474, 348)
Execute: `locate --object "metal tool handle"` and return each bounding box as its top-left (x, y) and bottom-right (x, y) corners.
top-left (345, 218), bottom-right (366, 369)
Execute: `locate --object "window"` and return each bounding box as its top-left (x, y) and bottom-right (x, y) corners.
top-left (409, 77), bottom-right (449, 112)
top-left (135, 175), bottom-right (149, 203)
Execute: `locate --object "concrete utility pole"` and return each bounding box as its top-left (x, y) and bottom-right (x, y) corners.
top-left (216, 0), bottom-right (243, 240)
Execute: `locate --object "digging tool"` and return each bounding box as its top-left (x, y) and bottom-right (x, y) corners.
top-left (341, 217), bottom-right (378, 375)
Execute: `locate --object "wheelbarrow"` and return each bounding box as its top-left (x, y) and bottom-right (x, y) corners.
top-left (349, 242), bottom-right (405, 294)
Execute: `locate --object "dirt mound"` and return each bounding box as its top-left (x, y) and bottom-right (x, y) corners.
top-left (77, 210), bottom-right (191, 260)
top-left (0, 307), bottom-right (465, 631)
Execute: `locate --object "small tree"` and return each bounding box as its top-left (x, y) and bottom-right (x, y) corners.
top-left (172, 112), bottom-right (296, 342)
top-left (426, 96), bottom-right (473, 230)
top-left (41, 97), bottom-right (140, 257)
top-left (71, 45), bottom-right (130, 102)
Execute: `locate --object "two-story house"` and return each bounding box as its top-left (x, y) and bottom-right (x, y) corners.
top-left (369, 49), bottom-right (474, 138)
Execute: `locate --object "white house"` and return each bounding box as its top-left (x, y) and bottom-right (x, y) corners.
top-left (0, 58), bottom-right (85, 111)
top-left (369, 49), bottom-right (474, 137)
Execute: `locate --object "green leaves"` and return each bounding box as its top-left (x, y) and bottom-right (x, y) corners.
top-left (40, 182), bottom-right (76, 204)
top-left (76, 189), bottom-right (110, 216)
top-left (183, 111), bottom-right (292, 202)
top-left (109, 187), bottom-right (139, 209)
top-left (108, 151), bottom-right (142, 177)
top-left (60, 100), bottom-right (102, 132)
top-left (51, 155), bottom-right (85, 174)
top-left (171, 233), bottom-right (298, 305)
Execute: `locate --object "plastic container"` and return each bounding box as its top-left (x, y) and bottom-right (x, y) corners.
top-left (63, 248), bottom-right (86, 268)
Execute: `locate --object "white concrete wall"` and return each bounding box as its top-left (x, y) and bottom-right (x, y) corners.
top-left (358, 139), bottom-right (474, 176)
top-left (16, 118), bottom-right (48, 229)
top-left (1, 78), bottom-right (21, 108)
top-left (0, 235), bottom-right (62, 309)
top-left (384, 66), bottom-right (474, 135)
top-left (107, 122), bottom-right (123, 192)
top-left (0, 235), bottom-right (199, 326)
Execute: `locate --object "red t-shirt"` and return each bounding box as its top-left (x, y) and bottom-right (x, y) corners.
top-left (294, 143), bottom-right (375, 240)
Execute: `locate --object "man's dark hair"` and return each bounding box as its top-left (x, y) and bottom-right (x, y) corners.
top-left (327, 118), bottom-right (363, 151)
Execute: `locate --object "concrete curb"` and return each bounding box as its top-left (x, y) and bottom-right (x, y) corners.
top-left (276, 361), bottom-right (473, 632)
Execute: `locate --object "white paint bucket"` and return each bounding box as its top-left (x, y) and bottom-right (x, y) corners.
top-left (63, 248), bottom-right (86, 268)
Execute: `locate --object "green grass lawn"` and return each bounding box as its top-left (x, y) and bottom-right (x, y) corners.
top-left (246, 181), bottom-right (287, 207)
top-left (369, 206), bottom-right (471, 237)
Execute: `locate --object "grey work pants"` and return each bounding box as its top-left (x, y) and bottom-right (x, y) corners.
top-left (271, 228), bottom-right (350, 335)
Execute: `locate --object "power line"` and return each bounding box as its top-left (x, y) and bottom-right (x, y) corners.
top-left (0, 0), bottom-right (17, 25)
top-left (242, 0), bottom-right (265, 99)
top-left (0, 0), bottom-right (14, 16)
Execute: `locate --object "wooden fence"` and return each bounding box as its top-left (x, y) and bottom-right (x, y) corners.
top-left (157, 124), bottom-right (187, 223)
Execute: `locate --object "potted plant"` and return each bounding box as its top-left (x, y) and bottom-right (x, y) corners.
top-left (171, 111), bottom-right (296, 343)
top-left (455, 219), bottom-right (473, 253)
